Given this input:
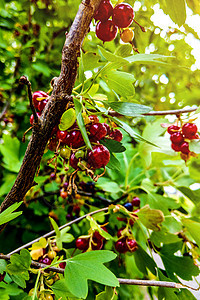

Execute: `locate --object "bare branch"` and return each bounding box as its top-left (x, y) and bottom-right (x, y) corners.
top-left (0, 253), bottom-right (199, 291)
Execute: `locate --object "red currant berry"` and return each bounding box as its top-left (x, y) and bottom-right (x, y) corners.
top-left (182, 123), bottom-right (198, 139)
top-left (131, 197), bottom-right (140, 207)
top-left (69, 153), bottom-right (79, 169)
top-left (39, 257), bottom-right (52, 265)
top-left (89, 115), bottom-right (99, 123)
top-left (73, 205), bottom-right (80, 216)
top-left (56, 130), bottom-right (68, 142)
top-left (30, 112), bottom-right (41, 125)
top-left (93, 230), bottom-right (103, 241)
top-left (180, 142), bottom-right (190, 154)
top-left (38, 99), bottom-right (48, 112)
top-left (64, 130), bottom-right (85, 148)
top-left (112, 3), bottom-right (134, 28)
top-left (60, 190), bottom-right (68, 199)
top-left (117, 227), bottom-right (126, 238)
top-left (170, 132), bottom-right (184, 145)
top-left (123, 202), bottom-right (133, 211)
top-left (94, 0), bottom-right (113, 22)
top-left (96, 20), bottom-right (118, 42)
top-left (171, 143), bottom-right (181, 152)
top-left (167, 125), bottom-right (180, 134)
top-left (50, 172), bottom-right (56, 180)
top-left (32, 91), bottom-right (48, 110)
top-left (115, 238), bottom-right (128, 253)
top-left (126, 239), bottom-right (138, 252)
top-left (91, 237), bottom-right (103, 250)
top-left (109, 129), bottom-right (123, 142)
top-left (59, 262), bottom-right (66, 269)
top-left (102, 123), bottom-right (111, 135)
top-left (89, 123), bottom-right (107, 141)
top-left (87, 145), bottom-right (110, 169)
top-left (76, 238), bottom-right (89, 251)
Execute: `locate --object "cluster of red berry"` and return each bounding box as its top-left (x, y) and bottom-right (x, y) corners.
top-left (76, 227), bottom-right (107, 252)
top-left (94, 1), bottom-right (137, 44)
top-left (115, 197), bottom-right (140, 253)
top-left (31, 91), bottom-right (123, 175)
top-left (168, 122), bottom-right (199, 158)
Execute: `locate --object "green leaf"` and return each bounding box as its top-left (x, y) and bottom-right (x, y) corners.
top-left (51, 279), bottom-right (76, 299)
top-left (182, 218), bottom-right (200, 248)
top-left (0, 134), bottom-right (21, 172)
top-left (32, 61), bottom-right (52, 76)
top-left (96, 178), bottom-right (121, 193)
top-left (114, 44), bottom-right (132, 57)
top-left (73, 98), bottom-right (92, 149)
top-left (60, 227), bottom-right (74, 244)
top-left (159, 0), bottom-right (186, 27)
top-left (101, 138), bottom-right (126, 153)
top-left (0, 173), bottom-right (16, 197)
top-left (96, 286), bottom-right (116, 300)
top-left (82, 51), bottom-right (103, 71)
top-left (108, 102), bottom-right (151, 117)
top-left (133, 244), bottom-right (157, 275)
top-left (146, 192), bottom-right (180, 215)
top-left (0, 260), bottom-right (7, 274)
top-left (102, 70), bottom-right (135, 97)
top-left (64, 250), bottom-right (119, 299)
top-left (106, 152), bottom-right (121, 171)
top-left (137, 205), bottom-right (165, 231)
top-left (58, 108), bottom-right (76, 131)
top-left (158, 270), bottom-right (179, 300)
top-left (0, 282), bottom-right (23, 296)
top-left (7, 249), bottom-right (31, 288)
top-left (151, 228), bottom-right (181, 248)
top-left (98, 46), bottom-right (126, 63)
top-left (160, 248), bottom-right (199, 280)
top-left (0, 202), bottom-right (23, 226)
top-left (177, 186), bottom-right (200, 204)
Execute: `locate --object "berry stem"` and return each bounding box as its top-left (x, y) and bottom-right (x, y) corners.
top-left (133, 19), bottom-right (146, 32)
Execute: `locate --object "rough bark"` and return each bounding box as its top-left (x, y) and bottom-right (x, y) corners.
top-left (0, 0), bottom-right (102, 232)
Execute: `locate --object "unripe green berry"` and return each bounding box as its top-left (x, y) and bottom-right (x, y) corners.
top-left (75, 150), bottom-right (85, 159)
top-left (60, 147), bottom-right (71, 159)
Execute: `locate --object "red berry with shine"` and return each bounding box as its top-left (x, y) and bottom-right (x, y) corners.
top-left (117, 227), bottom-right (125, 238)
top-left (115, 238), bottom-right (128, 253)
top-left (131, 197), bottom-right (140, 207)
top-left (76, 238), bottom-right (89, 251)
top-left (96, 20), bottom-right (118, 42)
top-left (180, 142), bottom-right (190, 154)
top-left (112, 3), bottom-right (134, 28)
top-left (126, 239), bottom-right (138, 252)
top-left (171, 143), bottom-right (181, 152)
top-left (39, 257), bottom-right (52, 265)
top-left (89, 123), bottom-right (107, 141)
top-left (94, 0), bottom-right (113, 22)
top-left (182, 123), bottom-right (198, 139)
top-left (103, 123), bottom-right (111, 135)
top-left (64, 130), bottom-right (85, 148)
top-left (87, 145), bottom-right (110, 169)
top-left (170, 132), bottom-right (184, 145)
top-left (69, 153), bottom-right (79, 169)
top-left (56, 130), bottom-right (68, 142)
top-left (32, 91), bottom-right (48, 110)
top-left (59, 262), bottom-right (66, 269)
top-left (167, 125), bottom-right (180, 134)
top-left (38, 99), bottom-right (48, 112)
top-left (109, 129), bottom-right (123, 142)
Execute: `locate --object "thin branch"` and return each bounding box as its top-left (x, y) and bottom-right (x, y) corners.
top-left (142, 107), bottom-right (197, 116)
top-left (7, 207), bottom-right (109, 256)
top-left (0, 253), bottom-right (199, 291)
top-left (19, 76), bottom-right (38, 123)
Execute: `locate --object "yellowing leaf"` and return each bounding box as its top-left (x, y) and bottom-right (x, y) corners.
top-left (137, 205), bottom-right (164, 231)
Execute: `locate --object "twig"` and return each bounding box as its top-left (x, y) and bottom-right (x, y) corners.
top-left (7, 207), bottom-right (109, 256)
top-left (0, 253), bottom-right (199, 291)
top-left (142, 107), bottom-right (197, 116)
top-left (19, 75), bottom-right (38, 124)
